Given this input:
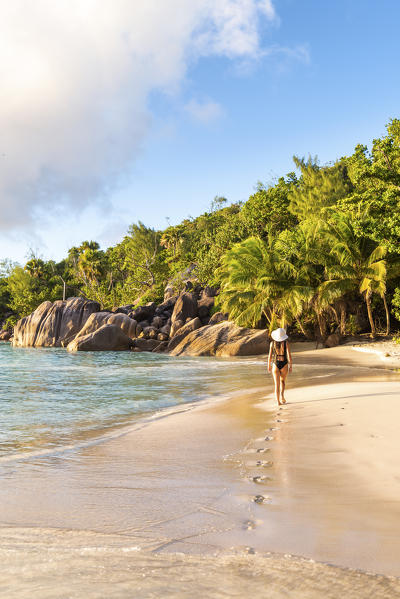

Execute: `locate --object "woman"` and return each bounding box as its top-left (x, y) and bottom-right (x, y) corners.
top-left (267, 328), bottom-right (292, 405)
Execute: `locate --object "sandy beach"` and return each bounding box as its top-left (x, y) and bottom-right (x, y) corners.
top-left (1, 343), bottom-right (400, 598)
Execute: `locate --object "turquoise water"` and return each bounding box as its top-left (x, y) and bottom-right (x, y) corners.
top-left (0, 343), bottom-right (267, 458)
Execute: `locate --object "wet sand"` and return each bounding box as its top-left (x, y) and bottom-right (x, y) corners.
top-left (1, 345), bottom-right (400, 597)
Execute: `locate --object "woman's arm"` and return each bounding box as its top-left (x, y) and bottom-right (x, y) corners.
top-left (287, 341), bottom-right (293, 373)
top-left (268, 341), bottom-right (273, 372)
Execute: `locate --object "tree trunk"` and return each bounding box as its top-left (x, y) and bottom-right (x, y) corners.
top-left (296, 316), bottom-right (310, 339)
top-left (317, 311), bottom-right (327, 339)
top-left (383, 294), bottom-right (390, 336)
top-left (365, 292), bottom-right (376, 337)
top-left (340, 304), bottom-right (346, 336)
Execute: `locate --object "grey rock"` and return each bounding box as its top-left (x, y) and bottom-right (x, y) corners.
top-left (157, 332), bottom-right (169, 341)
top-left (113, 304), bottom-right (134, 314)
top-left (209, 312), bottom-right (228, 325)
top-left (142, 326), bottom-right (158, 339)
top-left (69, 312), bottom-right (137, 345)
top-left (133, 338), bottom-right (160, 352)
top-left (152, 341), bottom-right (169, 353)
top-left (167, 317), bottom-right (202, 352)
top-left (151, 316), bottom-right (163, 329)
top-left (13, 297), bottom-right (100, 348)
top-left (324, 333), bottom-right (342, 348)
top-left (163, 284), bottom-right (175, 301)
top-left (170, 321), bottom-right (268, 357)
top-left (197, 296), bottom-right (214, 319)
top-left (160, 323), bottom-right (171, 336)
top-left (67, 323), bottom-right (133, 352)
top-left (170, 319), bottom-right (184, 338)
top-left (171, 292), bottom-right (198, 327)
top-left (132, 303), bottom-right (156, 323)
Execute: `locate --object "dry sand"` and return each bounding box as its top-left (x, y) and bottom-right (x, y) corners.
top-left (1, 343), bottom-right (400, 598)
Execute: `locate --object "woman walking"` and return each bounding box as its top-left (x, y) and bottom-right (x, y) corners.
top-left (268, 328), bottom-right (292, 405)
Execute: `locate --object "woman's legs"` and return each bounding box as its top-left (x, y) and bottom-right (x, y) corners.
top-left (272, 364), bottom-right (281, 405)
top-left (279, 365), bottom-right (289, 403)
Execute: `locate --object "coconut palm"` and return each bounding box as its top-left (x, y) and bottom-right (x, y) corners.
top-left (318, 214), bottom-right (388, 337)
top-left (217, 234), bottom-right (313, 330)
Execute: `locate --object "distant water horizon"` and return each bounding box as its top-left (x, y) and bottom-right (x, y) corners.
top-left (0, 344), bottom-right (268, 461)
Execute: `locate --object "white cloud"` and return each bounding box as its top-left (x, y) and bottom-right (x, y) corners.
top-left (0, 0), bottom-right (277, 231)
top-left (185, 99), bottom-right (224, 124)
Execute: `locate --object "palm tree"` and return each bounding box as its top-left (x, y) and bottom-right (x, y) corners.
top-left (318, 214), bottom-right (388, 337)
top-left (217, 235), bottom-right (313, 330)
top-left (24, 258), bottom-right (46, 279)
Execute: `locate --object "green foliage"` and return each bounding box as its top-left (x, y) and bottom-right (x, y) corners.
top-left (345, 315), bottom-right (361, 336)
top-left (2, 116), bottom-right (400, 339)
top-left (288, 156), bottom-right (352, 220)
top-left (67, 240), bottom-right (112, 307)
top-left (110, 222), bottom-right (168, 306)
top-left (392, 288), bottom-right (400, 323)
top-left (216, 235), bottom-right (314, 329)
top-left (7, 265), bottom-right (63, 318)
top-left (338, 119), bottom-right (400, 252)
top-left (241, 176), bottom-right (297, 236)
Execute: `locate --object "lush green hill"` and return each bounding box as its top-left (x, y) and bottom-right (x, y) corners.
top-left (2, 118), bottom-right (400, 339)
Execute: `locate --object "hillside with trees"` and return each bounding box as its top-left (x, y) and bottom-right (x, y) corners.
top-left (2, 118), bottom-right (400, 340)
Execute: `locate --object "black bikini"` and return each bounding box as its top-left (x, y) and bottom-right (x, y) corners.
top-left (273, 340), bottom-right (288, 370)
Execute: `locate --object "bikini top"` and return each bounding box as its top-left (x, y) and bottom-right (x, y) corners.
top-left (272, 340), bottom-right (287, 362)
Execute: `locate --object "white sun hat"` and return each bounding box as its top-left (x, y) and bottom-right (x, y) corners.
top-left (271, 327), bottom-right (288, 342)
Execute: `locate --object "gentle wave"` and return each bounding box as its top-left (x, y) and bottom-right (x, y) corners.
top-left (0, 344), bottom-right (268, 460)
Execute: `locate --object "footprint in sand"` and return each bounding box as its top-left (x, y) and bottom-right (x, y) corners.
top-left (252, 475), bottom-right (271, 484)
top-left (252, 494), bottom-right (271, 504)
top-left (255, 460), bottom-right (273, 468)
top-left (244, 447), bottom-right (270, 454)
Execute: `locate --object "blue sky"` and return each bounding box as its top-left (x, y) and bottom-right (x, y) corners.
top-left (1, 0), bottom-right (400, 264)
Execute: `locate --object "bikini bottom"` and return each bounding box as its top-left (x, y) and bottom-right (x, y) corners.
top-left (275, 360), bottom-right (288, 370)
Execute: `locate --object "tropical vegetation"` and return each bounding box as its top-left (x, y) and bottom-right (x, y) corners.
top-left (1, 118), bottom-right (400, 338)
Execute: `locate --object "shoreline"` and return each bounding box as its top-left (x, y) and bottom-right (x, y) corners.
top-left (1, 345), bottom-right (400, 597)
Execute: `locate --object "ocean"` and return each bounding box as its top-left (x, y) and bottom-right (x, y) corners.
top-left (0, 343), bottom-right (267, 460)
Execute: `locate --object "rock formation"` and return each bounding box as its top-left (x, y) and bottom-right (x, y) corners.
top-left (67, 324), bottom-right (133, 352)
top-left (12, 297), bottom-right (100, 347)
top-left (169, 321), bottom-right (268, 357)
top-left (11, 288), bottom-right (269, 356)
top-left (0, 330), bottom-right (11, 341)
top-left (69, 312), bottom-right (137, 345)
top-left (167, 317), bottom-right (202, 352)
top-left (171, 292), bottom-right (198, 327)
top-left (208, 312), bottom-right (228, 325)
top-left (324, 332), bottom-right (342, 348)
